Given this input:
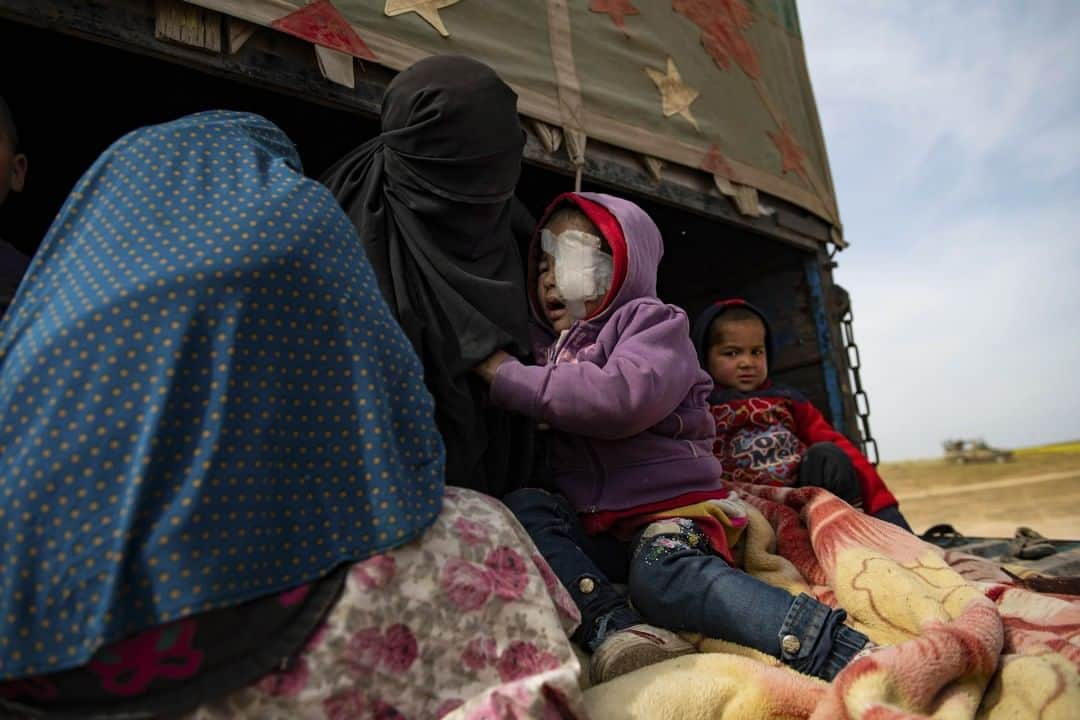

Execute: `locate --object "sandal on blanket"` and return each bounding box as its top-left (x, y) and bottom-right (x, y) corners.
top-left (1008, 527), bottom-right (1056, 560)
top-left (920, 523), bottom-right (963, 544)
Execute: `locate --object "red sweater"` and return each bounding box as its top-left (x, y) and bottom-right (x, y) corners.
top-left (709, 381), bottom-right (898, 514)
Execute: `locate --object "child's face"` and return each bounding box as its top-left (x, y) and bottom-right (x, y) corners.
top-left (0, 134), bottom-right (26, 207)
top-left (537, 213), bottom-right (608, 332)
top-left (707, 317), bottom-right (768, 392)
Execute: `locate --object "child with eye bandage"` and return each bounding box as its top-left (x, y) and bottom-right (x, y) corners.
top-left (473, 193), bottom-right (873, 685)
top-left (538, 222), bottom-right (614, 324)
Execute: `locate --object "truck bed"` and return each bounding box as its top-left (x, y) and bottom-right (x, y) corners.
top-left (923, 526), bottom-right (1080, 578)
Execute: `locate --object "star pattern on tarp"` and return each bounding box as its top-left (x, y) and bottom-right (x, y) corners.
top-left (272, 0), bottom-right (375, 59)
top-left (674, 0), bottom-right (760, 79)
top-left (644, 57), bottom-right (700, 131)
top-left (384, 0), bottom-right (461, 37)
top-left (589, 0), bottom-right (639, 35)
top-left (700, 143), bottom-right (734, 177)
top-left (767, 122), bottom-right (807, 177)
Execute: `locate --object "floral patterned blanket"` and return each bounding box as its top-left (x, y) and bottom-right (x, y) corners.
top-left (188, 486), bottom-right (587, 720)
top-left (15, 479), bottom-right (1073, 719)
top-left (582, 483), bottom-right (1080, 719)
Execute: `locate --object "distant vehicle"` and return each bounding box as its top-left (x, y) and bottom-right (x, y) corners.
top-left (943, 439), bottom-right (1014, 464)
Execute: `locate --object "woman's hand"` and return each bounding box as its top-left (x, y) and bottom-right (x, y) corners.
top-left (473, 349), bottom-right (512, 384)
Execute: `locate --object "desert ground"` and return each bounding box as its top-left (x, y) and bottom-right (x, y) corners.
top-left (880, 441), bottom-right (1080, 540)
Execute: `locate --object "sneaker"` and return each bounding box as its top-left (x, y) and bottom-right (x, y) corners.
top-left (589, 624), bottom-right (696, 685)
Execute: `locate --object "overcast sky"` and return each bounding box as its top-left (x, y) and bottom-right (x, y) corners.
top-left (798, 1), bottom-right (1080, 461)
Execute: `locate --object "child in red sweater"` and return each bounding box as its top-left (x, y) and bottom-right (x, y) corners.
top-left (692, 299), bottom-right (911, 530)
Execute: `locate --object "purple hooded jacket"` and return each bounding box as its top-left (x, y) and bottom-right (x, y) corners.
top-left (490, 193), bottom-right (724, 513)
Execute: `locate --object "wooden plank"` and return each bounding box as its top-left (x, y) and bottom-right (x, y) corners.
top-left (155, 0), bottom-right (221, 52)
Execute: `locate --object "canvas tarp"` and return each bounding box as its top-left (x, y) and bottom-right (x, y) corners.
top-left (186, 0), bottom-right (841, 231)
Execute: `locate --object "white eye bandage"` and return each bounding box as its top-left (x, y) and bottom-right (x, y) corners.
top-left (540, 228), bottom-right (614, 321)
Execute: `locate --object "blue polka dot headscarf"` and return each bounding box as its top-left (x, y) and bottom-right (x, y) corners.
top-left (0, 111), bottom-right (445, 679)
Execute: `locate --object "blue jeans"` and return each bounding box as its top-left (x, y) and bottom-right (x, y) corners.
top-left (628, 517), bottom-right (867, 680)
top-left (505, 489), bottom-right (869, 680)
top-left (504, 488), bottom-right (641, 651)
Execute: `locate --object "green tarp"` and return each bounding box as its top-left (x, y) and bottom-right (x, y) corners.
top-left (190, 0), bottom-right (840, 230)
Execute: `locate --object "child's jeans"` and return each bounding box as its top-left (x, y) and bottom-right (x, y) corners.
top-left (504, 488), bottom-right (641, 651)
top-left (798, 442), bottom-right (913, 532)
top-left (504, 488), bottom-right (869, 681)
top-left (629, 517), bottom-right (868, 680)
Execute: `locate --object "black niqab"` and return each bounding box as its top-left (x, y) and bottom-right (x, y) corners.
top-left (321, 55), bottom-right (533, 497)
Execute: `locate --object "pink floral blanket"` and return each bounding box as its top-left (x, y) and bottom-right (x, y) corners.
top-left (187, 486), bottom-right (587, 720)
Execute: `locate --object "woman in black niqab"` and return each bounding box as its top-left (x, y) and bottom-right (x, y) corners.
top-left (321, 55), bottom-right (533, 498)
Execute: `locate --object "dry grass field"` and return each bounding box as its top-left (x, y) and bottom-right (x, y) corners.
top-left (879, 441), bottom-right (1080, 540)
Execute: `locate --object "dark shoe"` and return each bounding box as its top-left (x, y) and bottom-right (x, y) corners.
top-left (1010, 527), bottom-right (1056, 560)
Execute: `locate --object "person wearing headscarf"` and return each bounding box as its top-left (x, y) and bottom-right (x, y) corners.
top-left (0, 95), bottom-right (31, 319)
top-left (0, 111), bottom-right (583, 719)
top-left (321, 55), bottom-right (535, 499)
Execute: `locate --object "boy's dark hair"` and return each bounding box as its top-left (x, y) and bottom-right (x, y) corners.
top-left (708, 307), bottom-right (765, 345)
top-left (0, 96), bottom-right (18, 150)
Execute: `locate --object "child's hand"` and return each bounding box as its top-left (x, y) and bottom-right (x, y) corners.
top-left (473, 349), bottom-right (512, 384)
